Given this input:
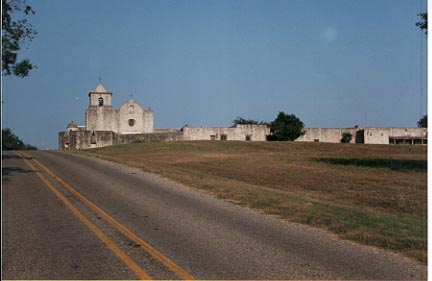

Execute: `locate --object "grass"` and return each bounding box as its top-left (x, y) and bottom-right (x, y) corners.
top-left (75, 141), bottom-right (427, 264)
top-left (316, 157), bottom-right (427, 172)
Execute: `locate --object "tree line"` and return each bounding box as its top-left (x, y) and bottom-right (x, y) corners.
top-left (2, 128), bottom-right (37, 150)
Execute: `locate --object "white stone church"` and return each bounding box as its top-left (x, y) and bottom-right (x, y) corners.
top-left (59, 83), bottom-right (269, 149)
top-left (85, 83), bottom-right (154, 135)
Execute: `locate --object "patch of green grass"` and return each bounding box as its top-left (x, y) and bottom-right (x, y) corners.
top-left (316, 157), bottom-right (427, 172)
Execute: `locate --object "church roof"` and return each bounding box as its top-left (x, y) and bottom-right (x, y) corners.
top-left (67, 121), bottom-right (78, 128)
top-left (94, 83), bottom-right (108, 93)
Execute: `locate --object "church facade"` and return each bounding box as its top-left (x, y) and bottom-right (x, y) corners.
top-left (85, 83), bottom-right (154, 135)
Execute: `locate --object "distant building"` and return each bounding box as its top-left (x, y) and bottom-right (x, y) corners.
top-left (59, 83), bottom-right (427, 150)
top-left (59, 83), bottom-right (269, 149)
top-left (85, 83), bottom-right (154, 135)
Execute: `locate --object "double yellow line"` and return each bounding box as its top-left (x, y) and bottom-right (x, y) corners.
top-left (15, 151), bottom-right (195, 281)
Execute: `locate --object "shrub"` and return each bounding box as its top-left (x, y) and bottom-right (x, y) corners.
top-left (341, 132), bottom-right (352, 143)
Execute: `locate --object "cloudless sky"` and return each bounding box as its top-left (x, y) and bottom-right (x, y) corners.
top-left (2, 0), bottom-right (427, 149)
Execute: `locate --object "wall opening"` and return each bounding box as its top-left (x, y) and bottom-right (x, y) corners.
top-left (210, 135), bottom-right (216, 140)
top-left (220, 134), bottom-right (227, 141)
top-left (98, 97), bottom-right (104, 106)
top-left (390, 137), bottom-right (428, 145)
top-left (91, 132), bottom-right (97, 144)
top-left (246, 135), bottom-right (252, 141)
top-left (355, 130), bottom-right (365, 143)
top-left (128, 119), bottom-right (136, 127)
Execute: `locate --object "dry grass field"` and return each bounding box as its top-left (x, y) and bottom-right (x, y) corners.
top-left (77, 141), bottom-right (427, 264)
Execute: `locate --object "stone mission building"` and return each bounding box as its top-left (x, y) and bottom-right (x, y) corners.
top-left (59, 83), bottom-right (426, 150)
top-left (86, 83), bottom-right (154, 135)
top-left (59, 83), bottom-right (269, 149)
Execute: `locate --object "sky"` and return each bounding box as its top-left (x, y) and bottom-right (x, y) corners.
top-left (2, 0), bottom-right (428, 149)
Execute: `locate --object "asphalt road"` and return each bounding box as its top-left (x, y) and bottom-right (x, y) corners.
top-left (2, 150), bottom-right (427, 280)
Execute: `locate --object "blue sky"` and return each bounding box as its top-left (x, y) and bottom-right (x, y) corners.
top-left (2, 0), bottom-right (427, 149)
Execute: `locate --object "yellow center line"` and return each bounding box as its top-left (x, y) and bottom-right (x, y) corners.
top-left (14, 151), bottom-right (152, 280)
top-left (19, 151), bottom-right (196, 281)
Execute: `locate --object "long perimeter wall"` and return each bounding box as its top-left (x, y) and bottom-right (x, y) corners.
top-left (296, 128), bottom-right (362, 144)
top-left (59, 126), bottom-right (427, 150)
top-left (59, 124), bottom-right (269, 150)
top-left (297, 127), bottom-right (427, 145)
top-left (182, 124), bottom-right (270, 141)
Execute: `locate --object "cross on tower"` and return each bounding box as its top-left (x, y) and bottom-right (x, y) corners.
top-left (130, 94), bottom-right (134, 99)
top-left (98, 77), bottom-right (102, 84)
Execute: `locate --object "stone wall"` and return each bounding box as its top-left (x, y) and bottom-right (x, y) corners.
top-left (117, 132), bottom-right (183, 144)
top-left (59, 129), bottom-right (184, 150)
top-left (154, 128), bottom-right (181, 133)
top-left (364, 127), bottom-right (427, 144)
top-left (182, 124), bottom-right (269, 141)
top-left (143, 109), bottom-right (154, 133)
top-left (296, 128), bottom-right (362, 144)
top-left (59, 130), bottom-right (116, 150)
top-left (85, 107), bottom-right (119, 133)
top-left (297, 127), bottom-right (427, 144)
top-left (59, 125), bottom-right (427, 150)
top-left (60, 124), bottom-right (270, 150)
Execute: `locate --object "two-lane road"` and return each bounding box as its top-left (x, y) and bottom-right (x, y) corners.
top-left (2, 150), bottom-right (427, 280)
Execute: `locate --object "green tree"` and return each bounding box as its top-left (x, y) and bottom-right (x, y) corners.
top-left (416, 13), bottom-right (427, 34)
top-left (341, 132), bottom-right (352, 143)
top-left (233, 117), bottom-right (259, 125)
top-left (2, 128), bottom-right (24, 150)
top-left (232, 117), bottom-right (268, 127)
top-left (2, 0), bottom-right (37, 77)
top-left (269, 112), bottom-right (304, 141)
top-left (417, 115), bottom-right (427, 128)
top-left (2, 128), bottom-right (37, 150)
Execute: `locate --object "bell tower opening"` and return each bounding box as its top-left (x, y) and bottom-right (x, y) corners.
top-left (88, 83), bottom-right (112, 107)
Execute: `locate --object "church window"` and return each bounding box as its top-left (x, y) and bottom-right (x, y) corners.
top-left (128, 119), bottom-right (136, 127)
top-left (98, 97), bottom-right (104, 106)
top-left (129, 105), bottom-right (134, 114)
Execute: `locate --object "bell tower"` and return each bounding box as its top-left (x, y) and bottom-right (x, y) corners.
top-left (88, 83), bottom-right (112, 107)
top-left (85, 82), bottom-right (118, 132)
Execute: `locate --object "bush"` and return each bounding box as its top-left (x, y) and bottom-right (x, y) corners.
top-left (341, 132), bottom-right (352, 143)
